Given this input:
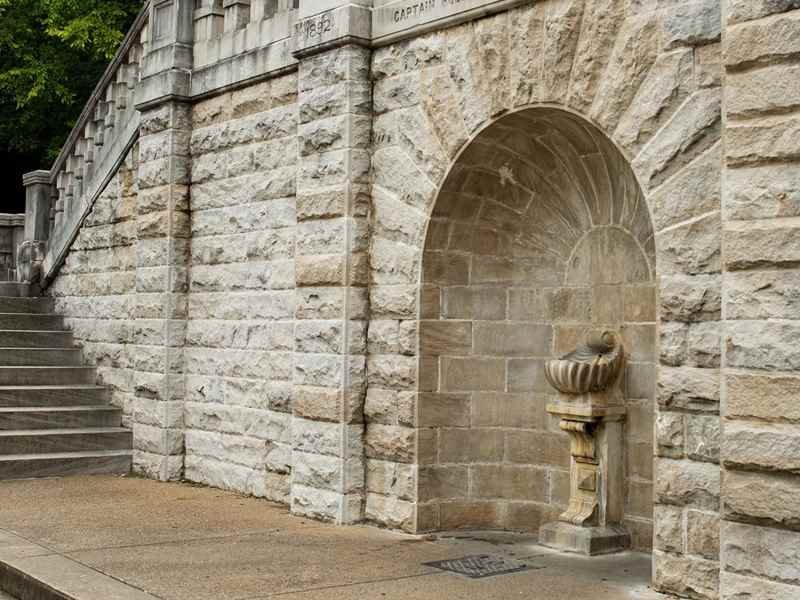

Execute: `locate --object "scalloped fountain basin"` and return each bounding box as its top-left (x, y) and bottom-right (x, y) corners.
top-left (544, 332), bottom-right (624, 395)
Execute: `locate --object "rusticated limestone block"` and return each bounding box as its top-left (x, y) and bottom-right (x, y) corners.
top-left (725, 9), bottom-right (800, 67)
top-left (655, 458), bottom-right (720, 510)
top-left (726, 372), bottom-right (800, 423)
top-left (725, 321), bottom-right (800, 371)
top-left (724, 470), bottom-right (800, 531)
top-left (686, 510), bottom-right (720, 560)
top-left (723, 422), bottom-right (800, 474)
top-left (658, 366), bottom-right (720, 412)
top-left (723, 522), bottom-right (800, 586)
top-left (654, 504), bottom-right (683, 553)
top-left (654, 550), bottom-right (719, 599)
top-left (721, 571), bottom-right (800, 600)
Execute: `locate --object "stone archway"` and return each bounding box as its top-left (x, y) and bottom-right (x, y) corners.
top-left (415, 107), bottom-right (657, 551)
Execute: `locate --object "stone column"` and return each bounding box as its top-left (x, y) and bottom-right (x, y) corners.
top-left (719, 3), bottom-right (800, 599)
top-left (131, 0), bottom-right (193, 481)
top-left (18, 170), bottom-right (53, 290)
top-left (289, 0), bottom-right (372, 523)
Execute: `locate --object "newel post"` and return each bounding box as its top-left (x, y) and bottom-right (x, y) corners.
top-left (18, 170), bottom-right (53, 291)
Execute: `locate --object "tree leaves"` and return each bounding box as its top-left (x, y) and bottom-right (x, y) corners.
top-left (0, 0), bottom-right (141, 161)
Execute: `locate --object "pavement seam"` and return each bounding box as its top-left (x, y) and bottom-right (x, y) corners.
top-left (0, 527), bottom-right (167, 600)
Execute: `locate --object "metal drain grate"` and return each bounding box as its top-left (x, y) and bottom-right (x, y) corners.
top-left (423, 554), bottom-right (537, 579)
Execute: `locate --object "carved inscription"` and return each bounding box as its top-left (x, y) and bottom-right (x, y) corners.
top-left (295, 10), bottom-right (334, 41)
top-left (392, 0), bottom-right (436, 23)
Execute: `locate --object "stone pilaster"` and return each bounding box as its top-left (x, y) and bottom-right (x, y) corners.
top-left (719, 2), bottom-right (800, 598)
top-left (290, 0), bottom-right (372, 523)
top-left (131, 0), bottom-right (193, 481)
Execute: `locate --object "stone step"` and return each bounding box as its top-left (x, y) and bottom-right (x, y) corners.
top-left (0, 428), bottom-right (132, 455)
top-left (0, 296), bottom-right (53, 313)
top-left (0, 283), bottom-right (30, 298)
top-left (0, 330), bottom-right (74, 348)
top-left (0, 385), bottom-right (109, 407)
top-left (0, 366), bottom-right (95, 386)
top-left (0, 349), bottom-right (82, 366)
top-left (0, 449), bottom-right (131, 480)
top-left (0, 407), bottom-right (121, 430)
top-left (0, 313), bottom-right (63, 331)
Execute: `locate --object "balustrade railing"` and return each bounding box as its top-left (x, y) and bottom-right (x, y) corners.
top-left (30, 4), bottom-right (151, 284)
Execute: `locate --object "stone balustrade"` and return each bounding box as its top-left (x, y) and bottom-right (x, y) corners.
top-left (33, 5), bottom-right (150, 285)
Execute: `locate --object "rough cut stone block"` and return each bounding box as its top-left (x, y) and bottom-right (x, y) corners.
top-left (661, 0), bottom-right (721, 50)
top-left (723, 522), bottom-right (800, 586)
top-left (686, 510), bottom-right (719, 560)
top-left (658, 366), bottom-right (720, 412)
top-left (654, 550), bottom-right (719, 599)
top-left (724, 470), bottom-right (800, 531)
top-left (725, 219), bottom-right (800, 271)
top-left (726, 321), bottom-right (800, 372)
top-left (655, 458), bottom-right (720, 510)
top-left (723, 422), bottom-right (800, 474)
top-left (726, 372), bottom-right (800, 423)
top-left (725, 163), bottom-right (800, 220)
top-left (686, 415), bottom-right (720, 463)
top-left (660, 275), bottom-right (721, 322)
top-left (654, 504), bottom-right (684, 553)
top-left (721, 571), bottom-right (800, 600)
top-left (727, 117), bottom-right (800, 166)
top-left (726, 10), bottom-right (800, 66)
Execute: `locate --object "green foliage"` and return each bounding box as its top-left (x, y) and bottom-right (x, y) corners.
top-left (0, 0), bottom-right (142, 161)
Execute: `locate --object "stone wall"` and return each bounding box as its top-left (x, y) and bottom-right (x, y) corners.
top-left (718, 2), bottom-right (800, 599)
top-left (185, 73), bottom-right (298, 501)
top-left (35, 0), bottom-right (800, 597)
top-left (49, 147), bottom-right (139, 423)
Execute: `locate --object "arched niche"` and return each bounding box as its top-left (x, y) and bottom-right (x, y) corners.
top-left (417, 108), bottom-right (656, 551)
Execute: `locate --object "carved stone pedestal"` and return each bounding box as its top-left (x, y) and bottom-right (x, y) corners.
top-left (538, 394), bottom-right (630, 556)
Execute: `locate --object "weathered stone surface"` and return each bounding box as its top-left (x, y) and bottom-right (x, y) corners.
top-left (723, 421), bottom-right (800, 474)
top-left (721, 572), bottom-right (800, 600)
top-left (726, 372), bottom-right (800, 424)
top-left (686, 415), bottom-right (720, 463)
top-left (725, 321), bottom-right (800, 372)
top-left (723, 522), bottom-right (800, 586)
top-left (686, 509), bottom-right (719, 559)
top-left (661, 0), bottom-right (721, 50)
top-left (657, 412), bottom-right (684, 458)
top-left (660, 275), bottom-right (721, 322)
top-left (654, 504), bottom-right (683, 553)
top-left (654, 550), bottom-right (720, 599)
top-left (726, 9), bottom-right (800, 66)
top-left (724, 470), bottom-right (800, 531)
top-left (659, 366), bottom-right (720, 412)
top-left (655, 458), bottom-right (720, 510)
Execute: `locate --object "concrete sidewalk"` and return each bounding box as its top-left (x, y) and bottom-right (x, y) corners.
top-left (0, 476), bottom-right (665, 600)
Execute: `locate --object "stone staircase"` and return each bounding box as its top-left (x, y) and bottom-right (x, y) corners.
top-left (0, 283), bottom-right (131, 479)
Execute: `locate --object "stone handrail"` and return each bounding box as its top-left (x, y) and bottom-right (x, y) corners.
top-left (41, 3), bottom-right (151, 283)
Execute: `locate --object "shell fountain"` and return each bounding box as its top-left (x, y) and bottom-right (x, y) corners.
top-left (544, 331), bottom-right (624, 395)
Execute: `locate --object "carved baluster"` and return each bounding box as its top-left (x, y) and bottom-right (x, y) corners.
top-left (104, 85), bottom-right (117, 136)
top-left (54, 171), bottom-right (66, 231)
top-left (94, 101), bottom-right (107, 149)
